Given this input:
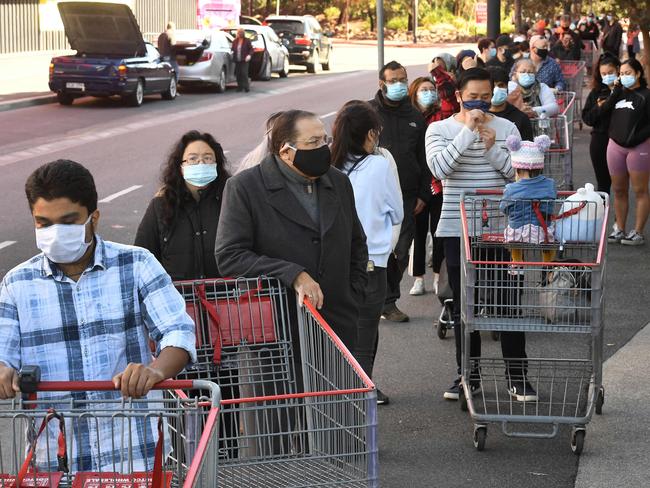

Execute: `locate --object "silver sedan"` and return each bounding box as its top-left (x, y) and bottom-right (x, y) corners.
top-left (174, 30), bottom-right (237, 92)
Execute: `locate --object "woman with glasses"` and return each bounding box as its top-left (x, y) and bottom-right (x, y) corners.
top-left (135, 130), bottom-right (229, 279)
top-left (406, 77), bottom-right (447, 296)
top-left (507, 58), bottom-right (559, 118)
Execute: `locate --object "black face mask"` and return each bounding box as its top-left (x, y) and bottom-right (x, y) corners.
top-left (290, 144), bottom-right (331, 178)
top-left (536, 48), bottom-right (549, 60)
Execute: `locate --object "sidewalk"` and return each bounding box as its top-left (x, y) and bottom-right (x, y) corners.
top-left (574, 322), bottom-right (650, 487)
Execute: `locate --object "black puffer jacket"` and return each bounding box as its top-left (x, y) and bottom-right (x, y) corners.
top-left (135, 177), bottom-right (227, 280)
top-left (369, 90), bottom-right (431, 201)
top-left (582, 85), bottom-right (614, 134)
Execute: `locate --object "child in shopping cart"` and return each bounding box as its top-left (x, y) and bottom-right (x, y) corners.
top-left (500, 134), bottom-right (557, 270)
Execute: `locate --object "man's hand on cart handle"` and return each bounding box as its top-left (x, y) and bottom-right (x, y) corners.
top-left (0, 364), bottom-right (20, 399)
top-left (112, 347), bottom-right (190, 398)
top-left (293, 271), bottom-right (324, 310)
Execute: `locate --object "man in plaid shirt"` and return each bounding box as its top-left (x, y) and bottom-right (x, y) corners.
top-left (0, 160), bottom-right (196, 472)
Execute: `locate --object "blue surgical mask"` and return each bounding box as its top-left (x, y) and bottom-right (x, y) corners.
top-left (417, 90), bottom-right (438, 108)
top-left (518, 72), bottom-right (536, 88)
top-left (489, 47), bottom-right (497, 58)
top-left (491, 87), bottom-right (508, 106)
top-left (462, 99), bottom-right (491, 112)
top-left (385, 82), bottom-right (408, 101)
top-left (620, 74), bottom-right (637, 89)
top-left (522, 52), bottom-right (530, 59)
top-left (183, 163), bottom-right (218, 187)
top-left (601, 73), bottom-right (617, 86)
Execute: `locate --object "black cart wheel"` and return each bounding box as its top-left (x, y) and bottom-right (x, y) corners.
top-left (436, 322), bottom-right (447, 339)
top-left (473, 426), bottom-right (487, 451)
top-left (595, 387), bottom-right (605, 415)
top-left (571, 428), bottom-right (586, 455)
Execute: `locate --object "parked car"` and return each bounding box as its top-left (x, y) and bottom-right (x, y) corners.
top-left (49, 2), bottom-right (176, 107)
top-left (173, 30), bottom-right (237, 92)
top-left (264, 15), bottom-right (333, 73)
top-left (239, 15), bottom-right (262, 26)
top-left (222, 25), bottom-right (290, 80)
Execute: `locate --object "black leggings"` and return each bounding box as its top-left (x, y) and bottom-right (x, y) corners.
top-left (412, 194), bottom-right (444, 276)
top-left (589, 131), bottom-right (611, 194)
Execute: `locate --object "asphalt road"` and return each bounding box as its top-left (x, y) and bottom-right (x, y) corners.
top-left (0, 53), bottom-right (648, 487)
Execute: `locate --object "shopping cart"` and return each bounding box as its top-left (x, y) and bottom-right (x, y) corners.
top-left (173, 276), bottom-right (296, 398)
top-left (558, 60), bottom-right (586, 129)
top-left (0, 375), bottom-right (221, 487)
top-left (555, 90), bottom-right (576, 130)
top-left (581, 40), bottom-right (599, 75)
top-left (459, 190), bottom-right (608, 454)
top-left (173, 277), bottom-right (378, 486)
top-left (530, 114), bottom-right (573, 190)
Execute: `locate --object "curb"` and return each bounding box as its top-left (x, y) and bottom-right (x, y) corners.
top-left (0, 94), bottom-right (57, 113)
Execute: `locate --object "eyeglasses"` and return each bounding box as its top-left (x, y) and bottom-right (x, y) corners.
top-left (291, 135), bottom-right (333, 148)
top-left (182, 155), bottom-right (216, 165)
top-left (386, 78), bottom-right (408, 85)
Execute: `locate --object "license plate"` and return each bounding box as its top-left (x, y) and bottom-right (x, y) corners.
top-left (66, 82), bottom-right (85, 90)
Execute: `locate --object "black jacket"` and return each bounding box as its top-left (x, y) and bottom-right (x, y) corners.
top-left (369, 90), bottom-right (431, 202)
top-left (551, 29), bottom-right (582, 60)
top-left (214, 155), bottom-right (368, 350)
top-left (490, 102), bottom-right (534, 140)
top-left (602, 22), bottom-right (623, 55)
top-left (601, 85), bottom-right (650, 148)
top-left (134, 177), bottom-right (227, 280)
top-left (582, 85), bottom-right (614, 134)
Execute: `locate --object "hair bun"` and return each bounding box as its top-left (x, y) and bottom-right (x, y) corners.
top-left (534, 135), bottom-right (552, 152)
top-left (506, 134), bottom-right (522, 151)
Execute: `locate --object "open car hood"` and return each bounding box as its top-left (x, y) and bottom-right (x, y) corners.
top-left (58, 2), bottom-right (146, 57)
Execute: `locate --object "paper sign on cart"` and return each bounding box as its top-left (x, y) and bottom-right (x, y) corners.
top-left (0, 472), bottom-right (63, 487)
top-left (71, 472), bottom-right (172, 488)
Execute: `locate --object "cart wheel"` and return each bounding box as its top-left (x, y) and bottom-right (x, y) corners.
top-left (473, 426), bottom-right (487, 451)
top-left (460, 388), bottom-right (468, 412)
top-left (491, 331), bottom-right (500, 341)
top-left (571, 428), bottom-right (586, 455)
top-left (437, 322), bottom-right (447, 339)
top-left (595, 387), bottom-right (605, 415)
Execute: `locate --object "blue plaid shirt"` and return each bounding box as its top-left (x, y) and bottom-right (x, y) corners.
top-left (0, 236), bottom-right (196, 472)
top-left (536, 58), bottom-right (566, 91)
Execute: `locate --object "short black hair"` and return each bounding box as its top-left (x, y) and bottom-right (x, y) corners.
top-left (495, 34), bottom-right (511, 48)
top-left (25, 159), bottom-right (98, 213)
top-left (379, 60), bottom-right (406, 81)
top-left (487, 66), bottom-right (509, 84)
top-left (478, 37), bottom-right (494, 52)
top-left (457, 67), bottom-right (493, 91)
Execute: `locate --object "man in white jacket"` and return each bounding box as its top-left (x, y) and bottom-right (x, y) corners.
top-left (426, 67), bottom-right (536, 403)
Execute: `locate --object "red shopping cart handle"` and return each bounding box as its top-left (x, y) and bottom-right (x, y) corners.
top-left (25, 379), bottom-right (196, 392)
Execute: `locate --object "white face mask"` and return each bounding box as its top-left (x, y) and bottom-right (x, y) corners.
top-left (35, 214), bottom-right (93, 264)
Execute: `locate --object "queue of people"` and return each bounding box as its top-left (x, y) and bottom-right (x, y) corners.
top-left (0, 11), bottom-right (647, 443)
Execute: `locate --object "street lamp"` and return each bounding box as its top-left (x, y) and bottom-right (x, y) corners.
top-left (377, 0), bottom-right (384, 70)
top-left (276, 0), bottom-right (279, 16)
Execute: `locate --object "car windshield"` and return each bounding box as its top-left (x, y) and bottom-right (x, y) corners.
top-left (266, 20), bottom-right (304, 35)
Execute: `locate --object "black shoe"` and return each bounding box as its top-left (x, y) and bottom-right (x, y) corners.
top-left (443, 378), bottom-right (461, 400)
top-left (381, 304), bottom-right (409, 322)
top-left (376, 389), bottom-right (390, 405)
top-left (508, 381), bottom-right (538, 402)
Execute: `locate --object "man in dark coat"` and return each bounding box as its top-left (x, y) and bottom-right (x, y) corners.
top-left (601, 13), bottom-right (623, 58)
top-left (215, 110), bottom-right (368, 354)
top-left (369, 60), bottom-right (429, 323)
top-left (232, 28), bottom-right (254, 92)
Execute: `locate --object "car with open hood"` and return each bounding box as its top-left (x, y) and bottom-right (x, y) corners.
top-left (48, 2), bottom-right (176, 107)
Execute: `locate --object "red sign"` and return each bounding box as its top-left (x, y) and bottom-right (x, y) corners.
top-left (0, 473), bottom-right (63, 487)
top-left (71, 472), bottom-right (172, 488)
top-left (475, 3), bottom-right (488, 25)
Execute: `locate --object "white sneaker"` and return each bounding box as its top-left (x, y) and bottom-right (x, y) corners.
top-left (608, 224), bottom-right (625, 243)
top-left (409, 278), bottom-right (425, 295)
top-left (621, 230), bottom-right (645, 246)
top-left (432, 273), bottom-right (440, 295)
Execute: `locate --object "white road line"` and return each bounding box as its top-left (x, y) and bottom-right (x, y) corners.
top-left (320, 111), bottom-right (337, 118)
top-left (99, 185), bottom-right (143, 203)
top-left (0, 241), bottom-right (16, 251)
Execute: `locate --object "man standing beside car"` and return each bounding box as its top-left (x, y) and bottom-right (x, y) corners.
top-left (232, 28), bottom-right (253, 93)
top-left (158, 21), bottom-right (179, 82)
top-left (370, 61), bottom-right (430, 323)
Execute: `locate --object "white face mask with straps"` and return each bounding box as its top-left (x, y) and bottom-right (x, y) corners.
top-left (35, 215), bottom-right (93, 264)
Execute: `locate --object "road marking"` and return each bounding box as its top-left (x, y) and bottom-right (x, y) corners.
top-left (0, 71), bottom-right (366, 167)
top-left (0, 241), bottom-right (16, 251)
top-left (320, 111), bottom-right (337, 118)
top-left (99, 185), bottom-right (142, 203)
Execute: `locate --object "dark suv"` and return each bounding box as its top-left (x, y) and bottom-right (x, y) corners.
top-left (264, 15), bottom-right (333, 73)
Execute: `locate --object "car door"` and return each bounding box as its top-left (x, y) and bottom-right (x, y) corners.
top-left (308, 18), bottom-right (325, 61)
top-left (145, 43), bottom-right (169, 91)
top-left (266, 28), bottom-right (284, 69)
top-left (220, 32), bottom-right (237, 83)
